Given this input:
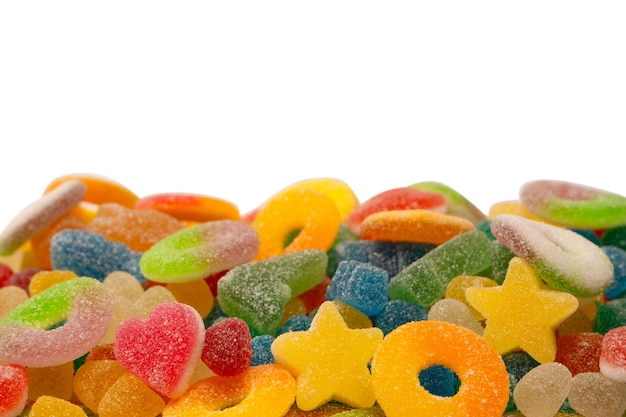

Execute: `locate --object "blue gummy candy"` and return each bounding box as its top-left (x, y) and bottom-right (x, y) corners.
top-left (373, 299), bottom-right (428, 335)
top-left (594, 297), bottom-right (626, 335)
top-left (603, 246), bottom-right (626, 299)
top-left (419, 365), bottom-right (460, 397)
top-left (50, 229), bottom-right (145, 282)
top-left (333, 241), bottom-right (435, 278)
top-left (276, 314), bottom-right (312, 336)
top-left (326, 260), bottom-right (389, 317)
top-left (250, 335), bottom-right (275, 366)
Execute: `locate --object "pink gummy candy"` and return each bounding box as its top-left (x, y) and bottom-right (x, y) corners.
top-left (114, 302), bottom-right (205, 398)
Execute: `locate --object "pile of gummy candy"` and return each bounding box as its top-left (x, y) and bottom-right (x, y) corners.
top-left (1, 174), bottom-right (626, 417)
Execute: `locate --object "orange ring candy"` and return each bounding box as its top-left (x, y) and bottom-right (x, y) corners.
top-left (371, 320), bottom-right (510, 417)
top-left (161, 364), bottom-right (297, 417)
top-left (135, 193), bottom-right (240, 222)
top-left (271, 178), bottom-right (360, 222)
top-left (44, 173), bottom-right (139, 208)
top-left (252, 188), bottom-right (340, 261)
top-left (359, 209), bottom-right (475, 245)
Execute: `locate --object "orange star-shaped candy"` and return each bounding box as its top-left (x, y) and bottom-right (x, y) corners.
top-left (466, 257), bottom-right (579, 363)
top-left (271, 301), bottom-right (383, 411)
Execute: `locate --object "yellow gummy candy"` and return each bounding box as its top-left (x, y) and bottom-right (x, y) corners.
top-left (466, 257), bottom-right (579, 363)
top-left (445, 275), bottom-right (499, 321)
top-left (271, 301), bottom-right (383, 411)
top-left (29, 395), bottom-right (88, 417)
top-left (27, 361), bottom-right (75, 402)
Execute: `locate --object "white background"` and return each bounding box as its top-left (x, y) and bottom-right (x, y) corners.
top-left (1, 1), bottom-right (625, 227)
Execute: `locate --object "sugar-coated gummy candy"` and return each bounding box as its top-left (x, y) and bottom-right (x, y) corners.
top-left (599, 325), bottom-right (626, 383)
top-left (519, 179), bottom-right (626, 229)
top-left (202, 317), bottom-right (253, 376)
top-left (512, 361), bottom-right (572, 417)
top-left (44, 173), bottom-right (139, 208)
top-left (490, 213), bottom-right (614, 298)
top-left (30, 211), bottom-right (87, 269)
top-left (218, 249), bottom-right (327, 335)
top-left (373, 299), bottom-right (428, 335)
top-left (0, 277), bottom-right (112, 367)
top-left (325, 260), bottom-right (389, 317)
top-left (162, 364), bottom-right (297, 417)
top-left (277, 314), bottom-right (313, 335)
top-left (603, 245), bottom-right (626, 299)
top-left (135, 192), bottom-right (241, 222)
top-left (601, 225), bottom-right (626, 249)
top-left (0, 363), bottom-right (28, 417)
top-left (166, 279), bottom-right (214, 318)
top-left (427, 298), bottom-right (484, 335)
top-left (444, 275), bottom-right (499, 321)
top-left (359, 209), bottom-right (476, 246)
top-left (28, 395), bottom-right (88, 417)
top-left (332, 405), bottom-right (386, 416)
top-left (555, 332), bottom-right (602, 376)
top-left (73, 359), bottom-right (128, 413)
top-left (371, 320), bottom-right (510, 417)
top-left (388, 229), bottom-right (492, 308)
top-left (51, 229), bottom-right (146, 282)
top-left (0, 262), bottom-right (13, 286)
top-left (7, 267), bottom-right (43, 294)
top-left (87, 202), bottom-right (184, 252)
top-left (250, 335), bottom-right (275, 366)
top-left (0, 179), bottom-right (86, 256)
top-left (114, 302), bottom-right (205, 398)
top-left (409, 181), bottom-right (486, 224)
top-left (0, 286), bottom-right (28, 320)
top-left (332, 300), bottom-right (374, 329)
top-left (418, 364), bottom-right (461, 398)
top-left (28, 269), bottom-right (78, 296)
top-left (502, 351), bottom-right (541, 412)
top-left (272, 301), bottom-right (383, 411)
top-left (466, 257), bottom-right (579, 363)
top-left (97, 372), bottom-right (165, 417)
top-left (567, 372), bottom-right (626, 417)
top-left (27, 361), bottom-right (74, 402)
top-left (593, 297), bottom-right (626, 335)
top-left (140, 219), bottom-right (259, 283)
top-left (332, 240), bottom-right (435, 278)
top-left (346, 187), bottom-right (447, 235)
top-left (252, 188), bottom-right (341, 261)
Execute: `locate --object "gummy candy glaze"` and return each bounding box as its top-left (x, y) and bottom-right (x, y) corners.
top-left (1, 175), bottom-right (626, 416)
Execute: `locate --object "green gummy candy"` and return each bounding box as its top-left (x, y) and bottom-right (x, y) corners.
top-left (217, 249), bottom-right (327, 335)
top-left (409, 181), bottom-right (486, 224)
top-left (388, 230), bottom-right (492, 307)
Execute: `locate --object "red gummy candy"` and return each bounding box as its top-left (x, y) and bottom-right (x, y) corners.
top-left (347, 187), bottom-right (447, 234)
top-left (0, 263), bottom-right (13, 288)
top-left (0, 364), bottom-right (28, 417)
top-left (202, 317), bottom-right (253, 376)
top-left (555, 332), bottom-right (603, 376)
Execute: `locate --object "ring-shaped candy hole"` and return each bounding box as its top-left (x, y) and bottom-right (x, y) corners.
top-left (418, 364), bottom-right (461, 397)
top-left (252, 189), bottom-right (341, 261)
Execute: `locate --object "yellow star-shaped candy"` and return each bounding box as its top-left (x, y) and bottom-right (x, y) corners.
top-left (271, 301), bottom-right (383, 411)
top-left (466, 257), bottom-right (579, 363)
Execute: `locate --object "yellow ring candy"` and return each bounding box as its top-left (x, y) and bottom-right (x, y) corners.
top-left (252, 188), bottom-right (340, 261)
top-left (161, 364), bottom-right (297, 417)
top-left (371, 320), bottom-right (509, 417)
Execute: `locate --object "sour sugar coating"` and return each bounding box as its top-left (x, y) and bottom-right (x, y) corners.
top-left (346, 187), bottom-right (447, 235)
top-left (409, 181), bottom-right (487, 224)
top-left (0, 363), bottom-right (28, 417)
top-left (252, 188), bottom-right (341, 261)
top-left (388, 229), bottom-right (492, 308)
top-left (466, 257), bottom-right (579, 364)
top-left (114, 302), bottom-right (205, 398)
top-left (202, 317), bottom-right (253, 377)
top-left (218, 249), bottom-right (327, 335)
top-left (0, 277), bottom-right (112, 367)
top-left (568, 372), bottom-right (626, 417)
top-left (162, 364), bottom-right (297, 417)
top-left (259, 177), bottom-right (360, 222)
top-left (51, 230), bottom-right (145, 282)
top-left (140, 220), bottom-right (260, 283)
top-left (371, 320), bottom-right (510, 417)
top-left (519, 179), bottom-right (626, 229)
top-left (512, 362), bottom-right (572, 417)
top-left (490, 213), bottom-right (614, 298)
top-left (135, 192), bottom-right (241, 222)
top-left (325, 260), bottom-right (389, 317)
top-left (271, 301), bottom-right (383, 411)
top-left (0, 179), bottom-right (86, 256)
top-left (44, 173), bottom-right (139, 208)
top-left (599, 326), bottom-right (626, 383)
top-left (358, 209), bottom-right (476, 245)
